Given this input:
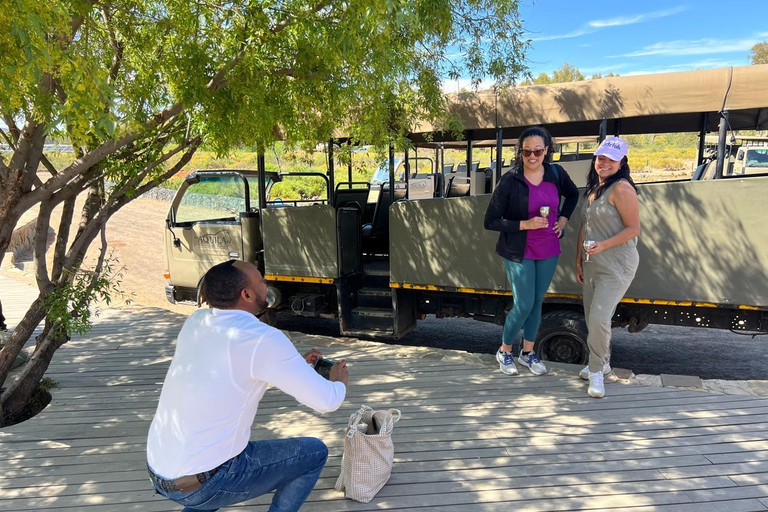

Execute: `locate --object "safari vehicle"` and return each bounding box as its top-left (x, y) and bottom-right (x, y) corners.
top-left (164, 64), bottom-right (768, 364)
top-left (728, 136), bottom-right (768, 176)
top-left (695, 134), bottom-right (768, 179)
top-left (736, 145), bottom-right (768, 175)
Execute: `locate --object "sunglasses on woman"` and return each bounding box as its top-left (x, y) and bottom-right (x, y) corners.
top-left (522, 148), bottom-right (546, 157)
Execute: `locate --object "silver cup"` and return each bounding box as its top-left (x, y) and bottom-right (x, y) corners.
top-left (583, 240), bottom-right (595, 262)
top-left (539, 206), bottom-right (550, 218)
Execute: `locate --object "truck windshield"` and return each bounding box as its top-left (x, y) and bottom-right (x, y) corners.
top-left (370, 158), bottom-right (404, 185)
top-left (745, 149), bottom-right (768, 168)
top-left (175, 175), bottom-right (247, 224)
top-left (370, 157), bottom-right (434, 185)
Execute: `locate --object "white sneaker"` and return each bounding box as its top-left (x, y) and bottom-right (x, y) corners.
top-left (579, 363), bottom-right (612, 380)
top-left (496, 350), bottom-right (519, 376)
top-left (518, 351), bottom-right (547, 376)
top-left (588, 371), bottom-right (605, 398)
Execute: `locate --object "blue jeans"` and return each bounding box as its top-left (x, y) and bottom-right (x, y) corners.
top-left (502, 256), bottom-right (559, 345)
top-left (151, 437), bottom-right (328, 512)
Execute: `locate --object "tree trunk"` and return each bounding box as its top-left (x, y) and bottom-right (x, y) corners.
top-left (0, 327), bottom-right (68, 426)
top-left (0, 184), bottom-right (24, 269)
top-left (0, 297), bottom-right (46, 387)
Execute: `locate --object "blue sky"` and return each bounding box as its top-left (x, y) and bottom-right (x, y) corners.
top-left (522, 0), bottom-right (768, 77)
top-left (447, 0), bottom-right (768, 91)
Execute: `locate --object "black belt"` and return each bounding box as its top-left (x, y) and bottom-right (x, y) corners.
top-left (148, 464), bottom-right (223, 493)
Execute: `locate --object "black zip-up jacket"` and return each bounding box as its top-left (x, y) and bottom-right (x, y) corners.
top-left (484, 163), bottom-right (580, 262)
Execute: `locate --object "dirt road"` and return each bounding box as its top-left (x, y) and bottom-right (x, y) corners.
top-left (4, 195), bottom-right (193, 316)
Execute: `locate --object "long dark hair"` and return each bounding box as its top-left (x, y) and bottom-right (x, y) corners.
top-left (514, 126), bottom-right (555, 170)
top-left (585, 155), bottom-right (638, 200)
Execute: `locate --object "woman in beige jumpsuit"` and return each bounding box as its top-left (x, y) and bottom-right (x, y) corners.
top-left (575, 137), bottom-right (641, 398)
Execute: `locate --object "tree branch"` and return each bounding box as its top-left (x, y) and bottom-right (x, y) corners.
top-left (33, 203), bottom-right (54, 294)
top-left (52, 196), bottom-right (76, 282)
top-left (131, 137), bottom-right (202, 198)
top-left (11, 0), bottom-right (330, 220)
top-left (39, 154), bottom-right (59, 177)
top-left (110, 136), bottom-right (201, 202)
top-left (1, 115), bottom-right (20, 144)
top-left (0, 127), bottom-right (16, 150)
top-left (100, 5), bottom-right (124, 86)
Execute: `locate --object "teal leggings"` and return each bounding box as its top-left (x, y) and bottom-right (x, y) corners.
top-left (502, 256), bottom-right (559, 345)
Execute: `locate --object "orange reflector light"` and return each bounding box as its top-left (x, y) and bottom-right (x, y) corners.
top-left (163, 271), bottom-right (170, 279)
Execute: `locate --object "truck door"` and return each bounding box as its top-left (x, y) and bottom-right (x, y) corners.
top-left (165, 172), bottom-right (249, 291)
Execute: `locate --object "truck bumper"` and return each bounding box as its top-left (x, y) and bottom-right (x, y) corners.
top-left (165, 285), bottom-right (176, 304)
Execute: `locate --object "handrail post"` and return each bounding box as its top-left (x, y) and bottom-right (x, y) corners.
top-left (257, 152), bottom-right (266, 211)
top-left (466, 129), bottom-right (474, 178)
top-left (715, 109), bottom-right (729, 179)
top-left (495, 126), bottom-right (503, 189)
top-left (389, 144), bottom-right (395, 204)
top-left (328, 139), bottom-right (335, 205)
top-left (347, 140), bottom-right (353, 183)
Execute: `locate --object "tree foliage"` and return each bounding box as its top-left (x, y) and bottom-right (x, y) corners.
top-left (524, 62), bottom-right (584, 85)
top-left (0, 0), bottom-right (529, 425)
top-left (749, 42), bottom-right (768, 65)
top-left (522, 63), bottom-right (621, 85)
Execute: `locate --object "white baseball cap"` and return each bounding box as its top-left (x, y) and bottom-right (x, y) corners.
top-left (595, 136), bottom-right (628, 161)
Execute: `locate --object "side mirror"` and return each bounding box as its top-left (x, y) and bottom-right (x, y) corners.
top-left (166, 217), bottom-right (181, 247)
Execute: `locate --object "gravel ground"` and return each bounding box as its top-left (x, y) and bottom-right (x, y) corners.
top-left (273, 313), bottom-right (768, 380)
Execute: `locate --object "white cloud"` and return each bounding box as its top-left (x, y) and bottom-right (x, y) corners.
top-left (531, 28), bottom-right (595, 42)
top-left (617, 35), bottom-right (768, 57)
top-left (532, 5), bottom-right (687, 42)
top-left (588, 6), bottom-right (688, 28)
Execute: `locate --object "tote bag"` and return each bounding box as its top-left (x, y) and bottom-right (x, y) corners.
top-left (335, 405), bottom-right (401, 503)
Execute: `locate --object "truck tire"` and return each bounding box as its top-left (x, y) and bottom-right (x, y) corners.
top-left (534, 309), bottom-right (588, 365)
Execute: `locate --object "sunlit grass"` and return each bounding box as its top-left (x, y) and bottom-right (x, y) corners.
top-left (40, 136), bottom-right (702, 201)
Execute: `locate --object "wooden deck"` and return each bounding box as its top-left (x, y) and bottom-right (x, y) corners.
top-left (2, 274), bottom-right (768, 512)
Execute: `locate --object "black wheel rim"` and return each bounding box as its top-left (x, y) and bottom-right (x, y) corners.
top-left (537, 332), bottom-right (587, 365)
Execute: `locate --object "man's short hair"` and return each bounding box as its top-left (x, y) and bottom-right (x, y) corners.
top-left (198, 260), bottom-right (249, 309)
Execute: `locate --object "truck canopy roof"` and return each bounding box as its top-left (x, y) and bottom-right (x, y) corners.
top-left (410, 65), bottom-right (768, 143)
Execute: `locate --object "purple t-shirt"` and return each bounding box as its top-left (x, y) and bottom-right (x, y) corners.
top-left (524, 178), bottom-right (561, 260)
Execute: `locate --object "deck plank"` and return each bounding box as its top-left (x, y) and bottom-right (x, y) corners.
top-left (1, 274), bottom-right (768, 511)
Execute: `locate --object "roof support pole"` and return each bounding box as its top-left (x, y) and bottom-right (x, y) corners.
top-left (404, 145), bottom-right (410, 199)
top-left (696, 113), bottom-right (709, 167)
top-left (715, 109), bottom-right (729, 179)
top-left (599, 119), bottom-right (608, 142)
top-left (257, 151), bottom-right (266, 210)
top-left (327, 139), bottom-right (335, 205)
top-left (435, 146), bottom-right (440, 175)
top-left (389, 144), bottom-right (395, 204)
top-left (613, 119), bottom-right (622, 137)
top-left (495, 126), bottom-right (503, 188)
top-left (347, 141), bottom-right (353, 183)
top-left (466, 129), bottom-right (474, 178)
top-left (441, 145), bottom-right (445, 173)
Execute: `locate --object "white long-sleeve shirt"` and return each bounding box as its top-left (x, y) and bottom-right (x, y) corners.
top-left (146, 308), bottom-right (346, 479)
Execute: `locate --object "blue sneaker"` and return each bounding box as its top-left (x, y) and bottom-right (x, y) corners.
top-left (496, 349), bottom-right (519, 375)
top-left (518, 351), bottom-right (547, 376)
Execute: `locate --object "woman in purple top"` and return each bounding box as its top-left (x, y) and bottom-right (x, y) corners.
top-left (484, 126), bottom-right (579, 376)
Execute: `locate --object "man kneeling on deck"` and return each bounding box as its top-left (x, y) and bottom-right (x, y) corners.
top-left (147, 260), bottom-right (348, 512)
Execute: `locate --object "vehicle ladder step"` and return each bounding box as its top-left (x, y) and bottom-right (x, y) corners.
top-left (357, 287), bottom-right (392, 309)
top-left (350, 303), bottom-right (394, 331)
top-left (351, 307), bottom-right (394, 318)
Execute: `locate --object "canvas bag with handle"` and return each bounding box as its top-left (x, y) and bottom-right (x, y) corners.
top-left (335, 405), bottom-right (401, 503)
